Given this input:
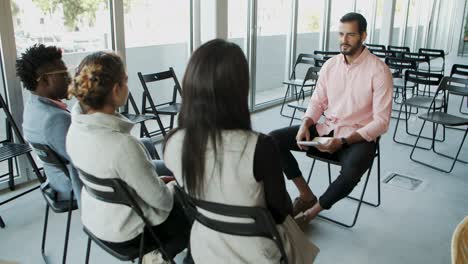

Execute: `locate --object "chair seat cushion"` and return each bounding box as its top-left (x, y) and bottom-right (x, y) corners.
top-left (0, 143), bottom-right (32, 162)
top-left (418, 112), bottom-right (468, 126)
top-left (283, 79), bottom-right (315, 86)
top-left (146, 103), bottom-right (181, 115)
top-left (40, 183), bottom-right (78, 213)
top-left (403, 97), bottom-right (443, 108)
top-left (287, 100), bottom-right (309, 111)
top-left (393, 78), bottom-right (415, 88)
top-left (122, 113), bottom-right (154, 124)
top-left (418, 65), bottom-right (444, 72)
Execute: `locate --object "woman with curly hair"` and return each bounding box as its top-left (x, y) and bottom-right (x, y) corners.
top-left (66, 51), bottom-right (191, 263)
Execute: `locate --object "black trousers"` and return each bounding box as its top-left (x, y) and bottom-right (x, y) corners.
top-left (269, 125), bottom-right (376, 210)
top-left (109, 198), bottom-right (191, 259)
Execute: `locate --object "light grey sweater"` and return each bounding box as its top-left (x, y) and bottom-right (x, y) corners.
top-left (66, 103), bottom-right (173, 242)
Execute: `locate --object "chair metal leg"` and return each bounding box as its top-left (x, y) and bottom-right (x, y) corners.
top-left (280, 85), bottom-right (291, 117)
top-left (289, 108), bottom-right (297, 127)
top-left (459, 96), bottom-right (468, 115)
top-left (62, 194), bottom-right (74, 264)
top-left (393, 103), bottom-right (438, 149)
top-left (308, 149), bottom-right (380, 227)
top-left (41, 205), bottom-right (50, 262)
top-left (85, 237), bottom-right (91, 264)
top-left (317, 163), bottom-right (374, 228)
top-left (7, 158), bottom-right (14, 191)
top-left (138, 230), bottom-right (145, 264)
top-left (411, 125), bottom-right (468, 173)
top-left (0, 216), bottom-right (5, 228)
top-left (306, 159), bottom-right (316, 184)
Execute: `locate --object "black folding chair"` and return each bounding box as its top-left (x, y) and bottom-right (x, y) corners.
top-left (306, 138), bottom-right (381, 228)
top-left (0, 93), bottom-right (45, 229)
top-left (138, 67), bottom-right (182, 137)
top-left (385, 57), bottom-right (418, 115)
top-left (410, 77), bottom-right (468, 173)
top-left (366, 44), bottom-right (386, 50)
top-left (30, 143), bottom-right (78, 264)
top-left (388, 45), bottom-right (410, 57)
top-left (313, 50), bottom-right (340, 58)
top-left (450, 64), bottom-right (468, 115)
top-left (173, 185), bottom-right (288, 264)
top-left (280, 54), bottom-right (318, 118)
top-left (402, 52), bottom-right (433, 96)
top-left (393, 70), bottom-right (445, 148)
top-left (418, 48), bottom-right (445, 75)
top-left (77, 169), bottom-right (174, 264)
top-left (370, 50), bottom-right (396, 60)
top-left (120, 92), bottom-right (161, 159)
top-left (286, 66), bottom-right (320, 126)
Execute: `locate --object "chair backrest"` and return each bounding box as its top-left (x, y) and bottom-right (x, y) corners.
top-left (370, 49), bottom-right (396, 59)
top-left (419, 48), bottom-right (445, 59)
top-left (30, 143), bottom-right (70, 178)
top-left (385, 57), bottom-right (418, 78)
top-left (388, 45), bottom-right (410, 53)
top-left (313, 50), bottom-right (340, 57)
top-left (366, 44), bottom-right (386, 50)
top-left (290, 53), bottom-right (318, 79)
top-left (77, 168), bottom-right (172, 260)
top-left (450, 64), bottom-right (468, 78)
top-left (173, 185), bottom-right (288, 264)
top-left (138, 67), bottom-right (182, 109)
top-left (439, 76), bottom-right (468, 95)
top-left (404, 70), bottom-right (444, 92)
top-left (0, 93), bottom-right (46, 183)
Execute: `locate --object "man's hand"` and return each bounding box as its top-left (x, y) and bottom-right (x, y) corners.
top-left (296, 118), bottom-right (314, 150)
top-left (316, 138), bottom-right (342, 153)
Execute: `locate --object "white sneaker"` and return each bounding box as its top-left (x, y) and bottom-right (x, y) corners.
top-left (142, 250), bottom-right (171, 264)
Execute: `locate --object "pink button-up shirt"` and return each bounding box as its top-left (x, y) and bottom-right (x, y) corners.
top-left (304, 48), bottom-right (393, 142)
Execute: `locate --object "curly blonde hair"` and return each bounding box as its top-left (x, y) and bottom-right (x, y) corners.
top-left (68, 51), bottom-right (125, 109)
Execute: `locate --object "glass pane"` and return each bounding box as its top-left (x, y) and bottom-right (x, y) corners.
top-left (373, 0), bottom-right (384, 43)
top-left (355, 0), bottom-right (375, 43)
top-left (228, 0), bottom-right (248, 53)
top-left (460, 2), bottom-right (468, 55)
top-left (11, 0), bottom-right (112, 108)
top-left (296, 0), bottom-right (324, 54)
top-left (404, 0), bottom-right (417, 49)
top-left (254, 0), bottom-right (291, 106)
top-left (391, 0), bottom-right (407, 46)
top-left (329, 0), bottom-right (354, 51)
top-left (414, 0), bottom-right (433, 50)
top-left (124, 0), bottom-right (189, 133)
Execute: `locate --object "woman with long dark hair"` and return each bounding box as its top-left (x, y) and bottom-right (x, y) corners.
top-left (165, 39), bottom-right (319, 263)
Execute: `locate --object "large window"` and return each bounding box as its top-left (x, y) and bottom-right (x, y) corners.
top-left (328, 0), bottom-right (354, 51)
top-left (11, 0), bottom-right (112, 108)
top-left (391, 0), bottom-right (407, 46)
top-left (228, 0), bottom-right (248, 53)
top-left (356, 0), bottom-right (375, 43)
top-left (254, 0), bottom-right (291, 106)
top-left (124, 0), bottom-right (190, 133)
top-left (296, 0), bottom-right (324, 54)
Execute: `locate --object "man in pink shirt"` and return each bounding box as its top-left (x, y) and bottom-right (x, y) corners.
top-left (270, 13), bottom-right (393, 224)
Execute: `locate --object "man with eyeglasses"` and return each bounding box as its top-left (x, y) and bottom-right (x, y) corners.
top-left (270, 13), bottom-right (393, 227)
top-left (16, 44), bottom-right (82, 206)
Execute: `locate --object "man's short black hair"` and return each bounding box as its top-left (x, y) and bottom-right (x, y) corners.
top-left (340, 12), bottom-right (367, 34)
top-left (16, 44), bottom-right (62, 91)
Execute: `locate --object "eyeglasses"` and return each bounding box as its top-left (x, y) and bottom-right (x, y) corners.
top-left (36, 70), bottom-right (70, 82)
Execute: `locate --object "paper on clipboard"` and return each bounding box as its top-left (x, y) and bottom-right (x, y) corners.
top-left (297, 137), bottom-right (331, 146)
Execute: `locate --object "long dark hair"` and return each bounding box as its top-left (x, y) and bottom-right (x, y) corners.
top-left (166, 39), bottom-right (251, 196)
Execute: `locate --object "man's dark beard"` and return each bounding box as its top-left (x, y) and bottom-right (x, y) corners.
top-left (341, 43), bottom-right (363, 56)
